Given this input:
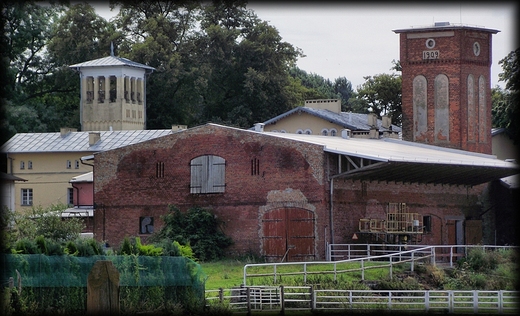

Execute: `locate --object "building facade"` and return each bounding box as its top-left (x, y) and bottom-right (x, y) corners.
top-left (261, 99), bottom-right (401, 139)
top-left (69, 55), bottom-right (155, 131)
top-left (394, 23), bottom-right (499, 154)
top-left (0, 129), bottom-right (173, 213)
top-left (92, 124), bottom-right (518, 260)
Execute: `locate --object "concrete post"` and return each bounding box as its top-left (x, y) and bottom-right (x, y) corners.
top-left (87, 260), bottom-right (120, 315)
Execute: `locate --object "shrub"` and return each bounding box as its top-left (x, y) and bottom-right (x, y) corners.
top-left (149, 205), bottom-right (233, 261)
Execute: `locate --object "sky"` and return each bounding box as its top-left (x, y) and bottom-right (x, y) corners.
top-left (94, 2), bottom-right (517, 90)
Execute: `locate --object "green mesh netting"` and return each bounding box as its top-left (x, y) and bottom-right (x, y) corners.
top-left (2, 254), bottom-right (205, 288)
top-left (2, 254), bottom-right (206, 314)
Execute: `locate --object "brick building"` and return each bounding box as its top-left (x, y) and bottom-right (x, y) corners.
top-left (394, 22), bottom-right (499, 154)
top-left (92, 124), bottom-right (517, 261)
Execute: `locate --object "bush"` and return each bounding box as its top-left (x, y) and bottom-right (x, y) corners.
top-left (149, 205), bottom-right (233, 261)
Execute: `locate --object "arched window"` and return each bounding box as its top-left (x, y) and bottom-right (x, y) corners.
top-left (296, 129), bottom-right (303, 134)
top-left (304, 129), bottom-right (312, 135)
top-left (321, 129), bottom-right (328, 136)
top-left (330, 128), bottom-right (337, 136)
top-left (190, 155), bottom-right (226, 193)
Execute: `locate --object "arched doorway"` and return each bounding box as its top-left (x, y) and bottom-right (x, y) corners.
top-left (261, 208), bottom-right (315, 262)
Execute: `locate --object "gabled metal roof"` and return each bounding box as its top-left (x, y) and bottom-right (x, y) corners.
top-left (262, 131), bottom-right (519, 186)
top-left (69, 56), bottom-right (155, 71)
top-left (1, 129), bottom-right (172, 153)
top-left (262, 107), bottom-right (402, 132)
top-left (70, 171), bottom-right (93, 183)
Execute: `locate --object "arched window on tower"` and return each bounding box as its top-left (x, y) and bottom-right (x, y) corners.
top-left (413, 75), bottom-right (427, 141)
top-left (137, 78), bottom-right (143, 103)
top-left (98, 76), bottom-right (105, 103)
top-left (434, 74), bottom-right (449, 142)
top-left (109, 76), bottom-right (117, 102)
top-left (86, 77), bottom-right (94, 102)
top-left (130, 77), bottom-right (136, 102)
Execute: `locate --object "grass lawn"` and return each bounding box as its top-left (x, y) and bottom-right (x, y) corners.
top-left (201, 259), bottom-right (248, 290)
top-left (200, 258), bottom-right (407, 290)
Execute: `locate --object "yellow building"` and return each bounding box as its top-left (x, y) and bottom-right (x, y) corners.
top-left (0, 52), bottom-right (172, 213)
top-left (1, 127), bottom-right (173, 213)
top-left (260, 99), bottom-right (401, 139)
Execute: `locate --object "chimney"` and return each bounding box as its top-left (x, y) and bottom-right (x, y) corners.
top-left (304, 99), bottom-right (341, 113)
top-left (369, 127), bottom-right (379, 139)
top-left (89, 132), bottom-right (101, 146)
top-left (254, 123), bottom-right (265, 132)
top-left (382, 115), bottom-right (391, 129)
top-left (172, 124), bottom-right (187, 132)
top-left (367, 113), bottom-right (377, 127)
top-left (341, 129), bottom-right (351, 139)
top-left (60, 127), bottom-right (77, 137)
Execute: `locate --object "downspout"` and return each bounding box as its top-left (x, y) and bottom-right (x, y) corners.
top-left (71, 183), bottom-right (80, 207)
top-left (329, 177), bottom-right (335, 245)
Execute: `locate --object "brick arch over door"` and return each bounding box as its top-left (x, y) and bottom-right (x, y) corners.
top-left (261, 208), bottom-right (316, 262)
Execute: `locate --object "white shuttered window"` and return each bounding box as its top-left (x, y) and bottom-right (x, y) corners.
top-left (190, 155), bottom-right (226, 193)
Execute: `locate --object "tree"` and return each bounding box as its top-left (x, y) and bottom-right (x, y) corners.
top-left (4, 203), bottom-right (84, 249)
top-left (355, 73), bottom-right (402, 126)
top-left (196, 1), bottom-right (303, 127)
top-left (493, 48), bottom-right (520, 144)
top-left (3, 2), bottom-right (112, 139)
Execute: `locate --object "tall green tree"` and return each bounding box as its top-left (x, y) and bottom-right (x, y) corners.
top-left (3, 1), bottom-right (68, 137)
top-left (197, 0), bottom-right (303, 127)
top-left (493, 48), bottom-right (520, 144)
top-left (112, 0), bottom-right (206, 128)
top-left (355, 73), bottom-right (402, 126)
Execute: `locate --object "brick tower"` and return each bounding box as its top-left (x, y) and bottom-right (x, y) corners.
top-left (393, 22), bottom-right (499, 154)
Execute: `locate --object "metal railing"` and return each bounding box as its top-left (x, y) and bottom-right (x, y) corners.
top-left (205, 286), bottom-right (519, 314)
top-left (243, 244), bottom-right (517, 286)
top-left (327, 243), bottom-right (517, 267)
top-left (243, 245), bottom-right (432, 285)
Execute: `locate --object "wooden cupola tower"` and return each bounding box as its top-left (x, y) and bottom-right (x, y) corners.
top-left (394, 22), bottom-right (499, 154)
top-left (69, 46), bottom-right (155, 131)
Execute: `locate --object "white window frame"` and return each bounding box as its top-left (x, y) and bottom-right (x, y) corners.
top-left (321, 128), bottom-right (329, 136)
top-left (20, 161), bottom-right (25, 170)
top-left (190, 155), bottom-right (226, 194)
top-left (304, 129), bottom-right (312, 135)
top-left (75, 160), bottom-right (80, 169)
top-left (330, 128), bottom-right (337, 136)
top-left (67, 188), bottom-right (74, 206)
top-left (66, 160), bottom-right (72, 169)
top-left (21, 188), bottom-right (33, 206)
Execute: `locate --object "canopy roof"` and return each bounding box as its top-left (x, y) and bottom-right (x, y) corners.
top-left (264, 131), bottom-right (518, 186)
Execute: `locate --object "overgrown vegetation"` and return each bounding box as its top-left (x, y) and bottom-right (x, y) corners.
top-left (149, 205), bottom-right (233, 262)
top-left (202, 247), bottom-right (518, 292)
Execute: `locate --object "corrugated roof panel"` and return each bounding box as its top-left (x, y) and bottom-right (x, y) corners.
top-left (1, 129), bottom-right (172, 153)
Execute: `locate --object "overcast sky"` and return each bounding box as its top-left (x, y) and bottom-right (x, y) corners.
top-left (94, 2), bottom-right (517, 90)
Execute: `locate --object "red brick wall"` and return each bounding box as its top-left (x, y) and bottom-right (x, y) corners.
top-left (93, 124), bottom-right (329, 257)
top-left (331, 179), bottom-right (486, 246)
top-left (400, 28), bottom-right (493, 154)
top-left (93, 124), bottom-right (488, 259)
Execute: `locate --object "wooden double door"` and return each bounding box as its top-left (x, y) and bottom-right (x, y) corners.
top-left (261, 208), bottom-right (315, 262)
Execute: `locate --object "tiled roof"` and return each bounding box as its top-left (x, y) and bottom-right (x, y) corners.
top-left (1, 129), bottom-right (172, 153)
top-left (69, 56), bottom-right (155, 71)
top-left (262, 107), bottom-right (402, 132)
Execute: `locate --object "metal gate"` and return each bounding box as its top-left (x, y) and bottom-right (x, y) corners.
top-left (261, 208), bottom-right (315, 262)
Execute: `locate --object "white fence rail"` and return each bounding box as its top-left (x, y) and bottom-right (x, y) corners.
top-left (205, 286), bottom-right (519, 314)
top-left (243, 244), bottom-right (517, 285)
top-left (327, 243), bottom-right (516, 266)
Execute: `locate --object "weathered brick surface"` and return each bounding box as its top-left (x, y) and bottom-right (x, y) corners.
top-left (93, 124), bottom-right (487, 259)
top-left (94, 124), bottom-right (328, 257)
top-left (399, 28), bottom-right (493, 154)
